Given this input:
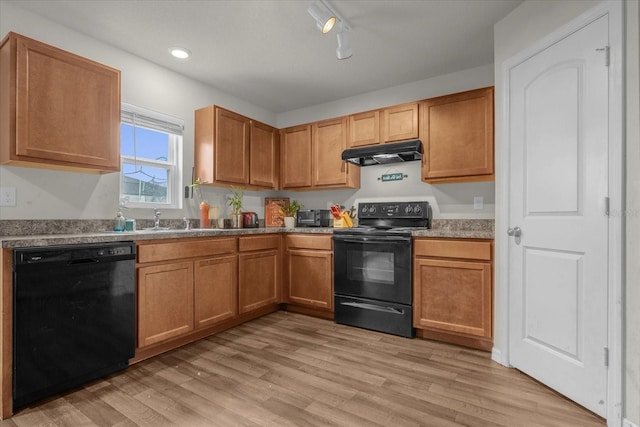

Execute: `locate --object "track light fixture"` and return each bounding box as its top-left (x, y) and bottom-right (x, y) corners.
top-left (308, 2), bottom-right (336, 34)
top-left (336, 23), bottom-right (352, 60)
top-left (307, 0), bottom-right (353, 60)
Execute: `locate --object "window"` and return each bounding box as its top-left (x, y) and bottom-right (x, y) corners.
top-left (120, 103), bottom-right (183, 209)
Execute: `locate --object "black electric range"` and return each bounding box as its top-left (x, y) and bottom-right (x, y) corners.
top-left (332, 201), bottom-right (431, 338)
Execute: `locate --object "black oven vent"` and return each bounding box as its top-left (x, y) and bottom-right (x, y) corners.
top-left (341, 139), bottom-right (422, 166)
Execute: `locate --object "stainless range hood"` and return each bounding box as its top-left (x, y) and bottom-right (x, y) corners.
top-left (341, 139), bottom-right (422, 166)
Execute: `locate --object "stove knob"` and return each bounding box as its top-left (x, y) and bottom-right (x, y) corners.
top-left (361, 206), bottom-right (368, 214)
top-left (415, 205), bottom-right (422, 214)
top-left (370, 206), bottom-right (377, 214)
top-left (405, 205), bottom-right (413, 214)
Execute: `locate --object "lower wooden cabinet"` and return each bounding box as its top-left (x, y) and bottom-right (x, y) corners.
top-left (136, 237), bottom-right (238, 350)
top-left (137, 261), bottom-right (194, 347)
top-left (413, 238), bottom-right (493, 350)
top-left (238, 235), bottom-right (280, 314)
top-left (194, 255), bottom-right (238, 329)
top-left (135, 232), bottom-right (494, 357)
top-left (284, 234), bottom-right (333, 312)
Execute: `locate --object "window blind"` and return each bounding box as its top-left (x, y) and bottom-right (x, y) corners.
top-left (121, 103), bottom-right (184, 135)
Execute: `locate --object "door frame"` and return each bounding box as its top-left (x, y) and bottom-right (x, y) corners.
top-left (496, 1), bottom-right (624, 425)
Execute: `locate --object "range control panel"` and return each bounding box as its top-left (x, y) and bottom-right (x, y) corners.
top-left (358, 201), bottom-right (430, 219)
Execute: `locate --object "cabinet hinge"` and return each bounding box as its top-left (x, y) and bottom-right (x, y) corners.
top-left (604, 347), bottom-right (609, 367)
top-left (596, 46), bottom-right (610, 67)
top-left (605, 197), bottom-right (610, 216)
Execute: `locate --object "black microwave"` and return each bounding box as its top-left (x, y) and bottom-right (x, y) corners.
top-left (296, 209), bottom-right (331, 227)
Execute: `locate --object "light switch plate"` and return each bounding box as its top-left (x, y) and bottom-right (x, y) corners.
top-left (0, 187), bottom-right (16, 207)
top-left (473, 196), bottom-right (484, 210)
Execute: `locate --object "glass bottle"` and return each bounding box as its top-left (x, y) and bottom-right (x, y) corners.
top-left (114, 211), bottom-right (126, 232)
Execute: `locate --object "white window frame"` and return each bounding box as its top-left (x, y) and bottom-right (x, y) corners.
top-left (120, 103), bottom-right (183, 209)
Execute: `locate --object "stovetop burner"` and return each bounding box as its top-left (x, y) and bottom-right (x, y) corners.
top-left (332, 201), bottom-right (431, 236)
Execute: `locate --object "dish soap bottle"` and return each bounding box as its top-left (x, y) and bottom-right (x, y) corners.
top-left (114, 211), bottom-right (126, 232)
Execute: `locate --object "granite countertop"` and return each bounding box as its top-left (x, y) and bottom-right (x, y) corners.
top-left (0, 219), bottom-right (494, 248)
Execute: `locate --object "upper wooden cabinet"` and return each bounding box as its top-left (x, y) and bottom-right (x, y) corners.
top-left (214, 107), bottom-right (250, 185)
top-left (312, 117), bottom-right (359, 189)
top-left (348, 110), bottom-right (381, 147)
top-left (281, 119), bottom-right (359, 190)
top-left (421, 87), bottom-right (494, 183)
top-left (194, 105), bottom-right (278, 189)
top-left (0, 32), bottom-right (121, 173)
top-left (280, 124), bottom-right (312, 189)
top-left (250, 120), bottom-right (279, 188)
top-left (382, 102), bottom-right (419, 143)
top-left (347, 103), bottom-right (419, 147)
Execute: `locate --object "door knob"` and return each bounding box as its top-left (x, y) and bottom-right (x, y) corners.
top-left (507, 226), bottom-right (522, 237)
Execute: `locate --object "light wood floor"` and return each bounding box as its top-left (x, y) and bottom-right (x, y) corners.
top-left (2, 311), bottom-right (605, 427)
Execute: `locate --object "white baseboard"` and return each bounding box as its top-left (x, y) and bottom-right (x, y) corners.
top-left (491, 347), bottom-right (508, 366)
top-left (623, 418), bottom-right (640, 427)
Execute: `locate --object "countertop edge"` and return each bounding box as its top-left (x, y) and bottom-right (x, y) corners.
top-left (1, 227), bottom-right (494, 248)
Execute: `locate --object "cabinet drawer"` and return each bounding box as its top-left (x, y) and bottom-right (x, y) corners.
top-left (238, 234), bottom-right (280, 252)
top-left (413, 239), bottom-right (492, 261)
top-left (137, 237), bottom-right (237, 263)
top-left (286, 234), bottom-right (332, 251)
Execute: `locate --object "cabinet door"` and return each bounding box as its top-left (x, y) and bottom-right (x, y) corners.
top-left (215, 107), bottom-right (250, 185)
top-left (312, 117), bottom-right (352, 187)
top-left (348, 110), bottom-right (380, 147)
top-left (413, 258), bottom-right (492, 338)
top-left (194, 255), bottom-right (238, 329)
top-left (138, 261), bottom-right (194, 347)
top-left (194, 105), bottom-right (215, 185)
top-left (382, 103), bottom-right (419, 143)
top-left (285, 249), bottom-right (333, 310)
top-left (250, 120), bottom-right (278, 188)
top-left (421, 87), bottom-right (494, 182)
top-left (280, 124), bottom-right (312, 189)
top-left (3, 33), bottom-right (120, 172)
top-left (238, 250), bottom-right (279, 314)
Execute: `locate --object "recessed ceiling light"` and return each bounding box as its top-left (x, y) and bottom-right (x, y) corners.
top-left (169, 47), bottom-right (191, 59)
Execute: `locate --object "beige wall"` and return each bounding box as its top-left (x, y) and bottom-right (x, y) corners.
top-left (625, 1), bottom-right (640, 424)
top-left (494, 0), bottom-right (638, 424)
top-left (0, 1), bottom-right (495, 223)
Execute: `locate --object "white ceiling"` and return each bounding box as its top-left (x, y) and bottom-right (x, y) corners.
top-left (8, 0), bottom-right (522, 113)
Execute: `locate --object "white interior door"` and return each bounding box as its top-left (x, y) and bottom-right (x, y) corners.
top-left (507, 15), bottom-right (609, 417)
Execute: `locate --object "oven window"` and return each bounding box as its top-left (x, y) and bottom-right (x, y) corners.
top-left (347, 249), bottom-right (394, 284)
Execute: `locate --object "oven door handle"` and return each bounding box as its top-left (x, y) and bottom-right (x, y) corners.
top-left (340, 301), bottom-right (405, 315)
top-left (334, 236), bottom-right (410, 244)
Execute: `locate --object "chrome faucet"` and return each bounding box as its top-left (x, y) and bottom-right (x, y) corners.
top-left (153, 208), bottom-right (161, 229)
top-left (183, 217), bottom-right (191, 230)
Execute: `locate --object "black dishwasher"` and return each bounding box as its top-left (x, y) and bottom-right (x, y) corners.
top-left (13, 241), bottom-right (136, 410)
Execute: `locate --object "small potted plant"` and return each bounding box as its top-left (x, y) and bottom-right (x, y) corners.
top-left (280, 200), bottom-right (302, 228)
top-left (228, 187), bottom-right (244, 228)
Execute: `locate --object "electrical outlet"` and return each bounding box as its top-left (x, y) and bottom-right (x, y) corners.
top-left (0, 187), bottom-right (17, 207)
top-left (473, 196), bottom-right (484, 210)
